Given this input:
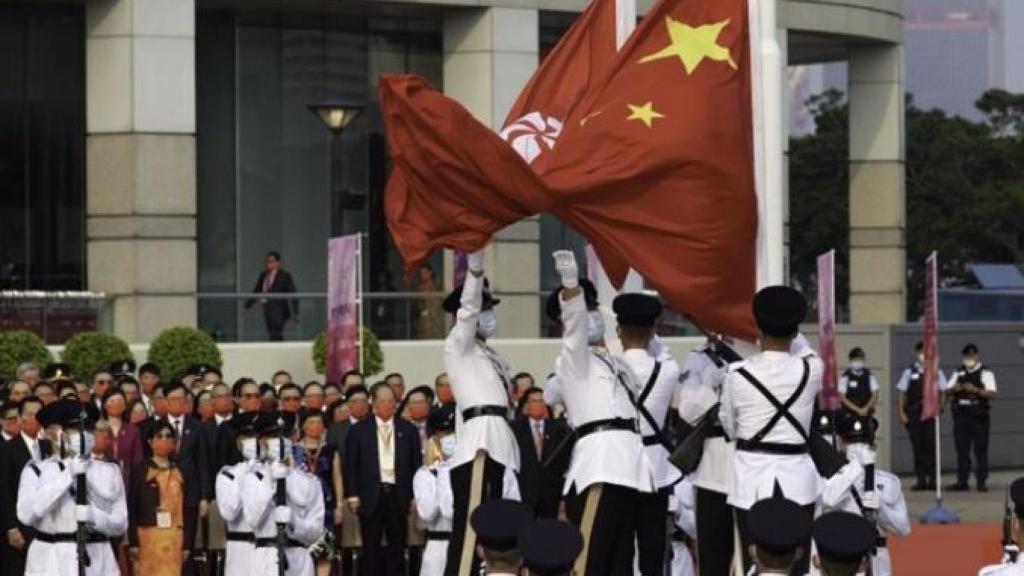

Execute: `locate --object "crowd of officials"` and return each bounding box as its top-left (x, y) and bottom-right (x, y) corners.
top-left (0, 248), bottom-right (1016, 576)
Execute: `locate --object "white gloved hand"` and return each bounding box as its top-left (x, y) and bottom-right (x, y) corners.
top-left (274, 506), bottom-right (292, 524)
top-left (552, 250), bottom-right (579, 288)
top-left (75, 505), bottom-right (90, 523)
top-left (467, 250), bottom-right (485, 273)
top-left (860, 490), bottom-right (880, 511)
top-left (271, 461), bottom-right (289, 481)
top-left (847, 443), bottom-right (876, 466)
top-left (70, 457), bottom-right (89, 477)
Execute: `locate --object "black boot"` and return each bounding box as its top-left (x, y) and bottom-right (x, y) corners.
top-left (977, 480), bottom-right (989, 493)
top-left (947, 481), bottom-right (969, 492)
top-left (911, 477), bottom-right (928, 491)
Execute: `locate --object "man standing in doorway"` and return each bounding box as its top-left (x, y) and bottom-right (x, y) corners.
top-left (244, 251), bottom-right (298, 341)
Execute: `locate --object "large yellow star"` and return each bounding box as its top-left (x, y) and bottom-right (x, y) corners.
top-left (638, 16), bottom-right (737, 74)
top-left (626, 101), bottom-right (664, 128)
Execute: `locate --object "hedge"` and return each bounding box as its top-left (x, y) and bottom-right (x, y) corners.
top-left (313, 327), bottom-right (383, 379)
top-left (61, 332), bottom-right (133, 380)
top-left (147, 327), bottom-right (222, 381)
top-left (0, 330), bottom-right (54, 380)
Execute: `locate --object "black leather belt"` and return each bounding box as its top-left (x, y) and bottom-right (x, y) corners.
top-left (35, 532), bottom-right (109, 544)
top-left (642, 435), bottom-right (661, 447)
top-left (426, 531), bottom-right (451, 541)
top-left (226, 531), bottom-right (255, 542)
top-left (576, 418), bottom-right (638, 441)
top-left (707, 425), bottom-right (726, 439)
top-left (255, 537), bottom-right (305, 548)
top-left (735, 439), bottom-right (808, 455)
top-left (380, 483), bottom-right (396, 493)
top-left (462, 405), bottom-right (507, 422)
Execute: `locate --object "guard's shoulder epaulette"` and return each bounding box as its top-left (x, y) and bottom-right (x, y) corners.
top-left (219, 468), bottom-right (235, 480)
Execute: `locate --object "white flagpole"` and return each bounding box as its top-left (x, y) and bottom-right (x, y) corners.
top-left (757, 0), bottom-right (785, 288)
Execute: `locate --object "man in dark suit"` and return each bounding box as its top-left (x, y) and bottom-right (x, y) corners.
top-left (163, 382), bottom-right (210, 575)
top-left (513, 387), bottom-right (572, 519)
top-left (344, 382), bottom-right (421, 576)
top-left (244, 251), bottom-right (298, 341)
top-left (0, 396), bottom-right (49, 576)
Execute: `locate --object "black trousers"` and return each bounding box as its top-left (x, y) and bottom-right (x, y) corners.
top-left (444, 454), bottom-right (507, 576)
top-left (565, 483), bottom-right (637, 576)
top-left (183, 503), bottom-right (199, 576)
top-left (359, 486), bottom-right (407, 576)
top-left (264, 310), bottom-right (286, 341)
top-left (953, 411), bottom-right (990, 483)
top-left (696, 487), bottom-right (734, 576)
top-left (635, 488), bottom-right (670, 576)
top-left (0, 540), bottom-right (26, 576)
top-left (905, 417), bottom-right (936, 483)
top-left (735, 502), bottom-right (815, 576)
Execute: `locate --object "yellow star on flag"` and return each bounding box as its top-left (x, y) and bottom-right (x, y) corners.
top-left (626, 101), bottom-right (664, 128)
top-left (638, 16), bottom-right (737, 74)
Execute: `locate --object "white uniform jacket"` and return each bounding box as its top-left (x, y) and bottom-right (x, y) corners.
top-left (980, 558), bottom-right (1024, 576)
top-left (621, 338), bottom-right (683, 489)
top-left (556, 292), bottom-right (655, 494)
top-left (670, 477), bottom-right (696, 576)
top-left (719, 351), bottom-right (823, 509)
top-left (443, 271), bottom-right (519, 472)
top-left (17, 458), bottom-right (127, 576)
top-left (241, 463), bottom-right (325, 576)
top-left (216, 460), bottom-right (258, 576)
top-left (414, 462), bottom-right (454, 576)
top-left (677, 345), bottom-right (733, 494)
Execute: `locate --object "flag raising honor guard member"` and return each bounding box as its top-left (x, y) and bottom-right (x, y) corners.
top-left (216, 413), bottom-right (260, 576)
top-left (719, 286), bottom-right (822, 574)
top-left (978, 477), bottom-right (1024, 576)
top-left (549, 249), bottom-right (655, 576)
top-left (441, 249), bottom-right (520, 576)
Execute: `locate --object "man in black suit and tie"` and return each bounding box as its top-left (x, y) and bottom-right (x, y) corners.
top-left (244, 251), bottom-right (298, 341)
top-left (513, 387), bottom-right (572, 519)
top-left (163, 382), bottom-right (210, 575)
top-left (0, 396), bottom-right (49, 576)
top-left (344, 382), bottom-right (422, 576)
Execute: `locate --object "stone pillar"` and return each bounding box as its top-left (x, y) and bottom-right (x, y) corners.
top-left (848, 45), bottom-right (905, 324)
top-left (443, 7), bottom-right (541, 337)
top-left (86, 0), bottom-right (197, 342)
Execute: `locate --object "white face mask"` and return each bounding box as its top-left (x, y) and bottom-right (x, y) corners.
top-left (440, 435), bottom-right (457, 459)
top-left (477, 311), bottom-right (498, 339)
top-left (850, 361), bottom-right (865, 372)
top-left (917, 354), bottom-right (925, 364)
top-left (586, 311), bottom-right (605, 345)
top-left (963, 358), bottom-right (978, 370)
top-left (265, 438), bottom-right (292, 462)
top-left (240, 437), bottom-right (259, 461)
top-left (63, 431), bottom-right (94, 459)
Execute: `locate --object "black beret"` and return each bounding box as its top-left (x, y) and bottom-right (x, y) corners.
top-left (442, 281), bottom-right (501, 314)
top-left (848, 347), bottom-right (865, 359)
top-left (109, 359), bottom-right (136, 377)
top-left (961, 343), bottom-right (979, 356)
top-left (518, 519), bottom-right (584, 575)
top-left (612, 293), bottom-right (662, 328)
top-left (837, 414), bottom-right (877, 444)
top-left (44, 363), bottom-right (73, 382)
top-left (427, 405), bottom-right (456, 436)
top-left (747, 497), bottom-right (811, 556)
top-left (254, 411), bottom-right (296, 436)
top-left (230, 412), bottom-right (260, 436)
top-left (1010, 478), bottom-right (1024, 519)
top-left (470, 499), bottom-right (533, 551)
top-left (753, 286), bottom-right (807, 338)
top-left (545, 278), bottom-right (599, 322)
top-left (813, 511), bottom-right (875, 566)
top-left (35, 398), bottom-right (89, 429)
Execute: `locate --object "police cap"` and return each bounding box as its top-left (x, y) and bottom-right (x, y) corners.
top-left (518, 519), bottom-right (583, 575)
top-left (747, 497), bottom-right (811, 556)
top-left (752, 286), bottom-right (807, 339)
top-left (812, 511), bottom-right (875, 566)
top-left (612, 293), bottom-right (662, 328)
top-left (470, 499), bottom-right (533, 552)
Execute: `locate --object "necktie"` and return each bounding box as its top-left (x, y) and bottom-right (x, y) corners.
top-left (533, 422), bottom-right (544, 459)
top-left (173, 418), bottom-right (182, 449)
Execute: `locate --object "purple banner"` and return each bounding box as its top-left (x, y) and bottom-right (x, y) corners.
top-left (327, 235), bottom-right (360, 384)
top-left (817, 250), bottom-right (839, 411)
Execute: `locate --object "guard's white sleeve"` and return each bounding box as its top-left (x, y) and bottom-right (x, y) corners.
top-left (718, 372), bottom-right (738, 439)
top-left (820, 462), bottom-right (862, 510)
top-left (437, 467), bottom-right (454, 522)
top-left (445, 271), bottom-right (483, 355)
top-left (18, 462), bottom-right (72, 526)
top-left (556, 293), bottom-right (589, 391)
top-left (543, 372), bottom-right (564, 408)
top-left (241, 468), bottom-right (275, 530)
top-left (87, 464), bottom-right (128, 536)
top-left (217, 466), bottom-right (244, 523)
top-left (674, 479), bottom-right (697, 539)
top-left (678, 353), bottom-right (718, 426)
top-left (502, 467), bottom-right (521, 501)
top-left (877, 474), bottom-right (910, 537)
top-left (413, 468), bottom-right (439, 524)
top-left (288, 472), bottom-right (325, 545)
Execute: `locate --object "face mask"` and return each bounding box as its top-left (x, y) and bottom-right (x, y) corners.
top-left (304, 421), bottom-right (325, 440)
top-left (152, 437), bottom-right (176, 458)
top-left (408, 404), bottom-right (430, 421)
top-left (64, 431), bottom-right (95, 459)
top-left (963, 358), bottom-right (978, 369)
top-left (440, 435), bottom-right (457, 458)
top-left (436, 387), bottom-right (454, 404)
top-left (265, 438), bottom-right (293, 462)
top-left (261, 398), bottom-right (277, 412)
top-left (240, 437), bottom-right (259, 461)
top-left (477, 311), bottom-right (498, 339)
top-left (917, 354), bottom-right (925, 364)
top-left (215, 397), bottom-right (235, 415)
top-left (306, 398), bottom-right (324, 412)
top-left (106, 402), bottom-right (126, 417)
top-left (525, 402), bottom-right (547, 421)
top-left (198, 403), bottom-right (215, 420)
top-left (850, 361), bottom-right (865, 372)
top-left (375, 402), bottom-right (397, 421)
top-left (586, 311), bottom-right (606, 345)
top-left (21, 417), bottom-right (40, 437)
top-left (130, 411), bottom-right (147, 425)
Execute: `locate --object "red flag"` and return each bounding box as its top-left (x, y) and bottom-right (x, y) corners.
top-left (817, 250), bottom-right (839, 410)
top-left (922, 251), bottom-right (941, 421)
top-left (539, 0), bottom-right (757, 339)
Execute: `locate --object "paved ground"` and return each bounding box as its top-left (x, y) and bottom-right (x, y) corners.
top-left (901, 469), bottom-right (1024, 523)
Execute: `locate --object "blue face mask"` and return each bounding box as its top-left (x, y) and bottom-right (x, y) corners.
top-left (477, 311), bottom-right (498, 339)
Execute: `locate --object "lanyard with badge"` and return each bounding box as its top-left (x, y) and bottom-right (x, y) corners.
top-left (153, 467), bottom-right (177, 529)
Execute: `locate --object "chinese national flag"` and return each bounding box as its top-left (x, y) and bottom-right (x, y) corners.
top-left (540, 0), bottom-right (758, 339)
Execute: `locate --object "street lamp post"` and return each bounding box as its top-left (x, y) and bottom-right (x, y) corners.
top-left (309, 101), bottom-right (364, 212)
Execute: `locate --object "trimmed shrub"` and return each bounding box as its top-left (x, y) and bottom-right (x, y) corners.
top-left (0, 330), bottom-right (54, 380)
top-left (61, 332), bottom-right (133, 380)
top-left (147, 327), bottom-right (222, 381)
top-left (313, 327), bottom-right (383, 379)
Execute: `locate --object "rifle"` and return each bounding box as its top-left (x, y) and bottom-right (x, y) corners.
top-left (275, 417), bottom-right (288, 576)
top-left (1003, 487), bottom-right (1020, 564)
top-left (75, 412), bottom-right (90, 576)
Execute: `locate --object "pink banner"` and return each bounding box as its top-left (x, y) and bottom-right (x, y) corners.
top-left (817, 250), bottom-right (839, 411)
top-left (326, 235), bottom-right (360, 384)
top-left (922, 252), bottom-right (941, 421)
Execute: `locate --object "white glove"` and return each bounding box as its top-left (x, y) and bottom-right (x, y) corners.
top-left (847, 443), bottom-right (875, 466)
top-left (860, 490), bottom-right (880, 511)
top-left (552, 250), bottom-right (579, 288)
top-left (467, 250), bottom-right (485, 273)
top-left (70, 457), bottom-right (89, 477)
top-left (75, 505), bottom-right (90, 523)
top-left (271, 461), bottom-right (289, 481)
top-left (274, 506), bottom-right (292, 524)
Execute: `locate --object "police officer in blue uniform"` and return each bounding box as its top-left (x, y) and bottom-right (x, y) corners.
top-left (895, 342), bottom-right (946, 492)
top-left (947, 344), bottom-right (998, 492)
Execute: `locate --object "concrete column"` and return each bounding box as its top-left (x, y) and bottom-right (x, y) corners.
top-left (848, 44), bottom-right (906, 324)
top-left (86, 0), bottom-right (197, 342)
top-left (443, 7), bottom-right (541, 337)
